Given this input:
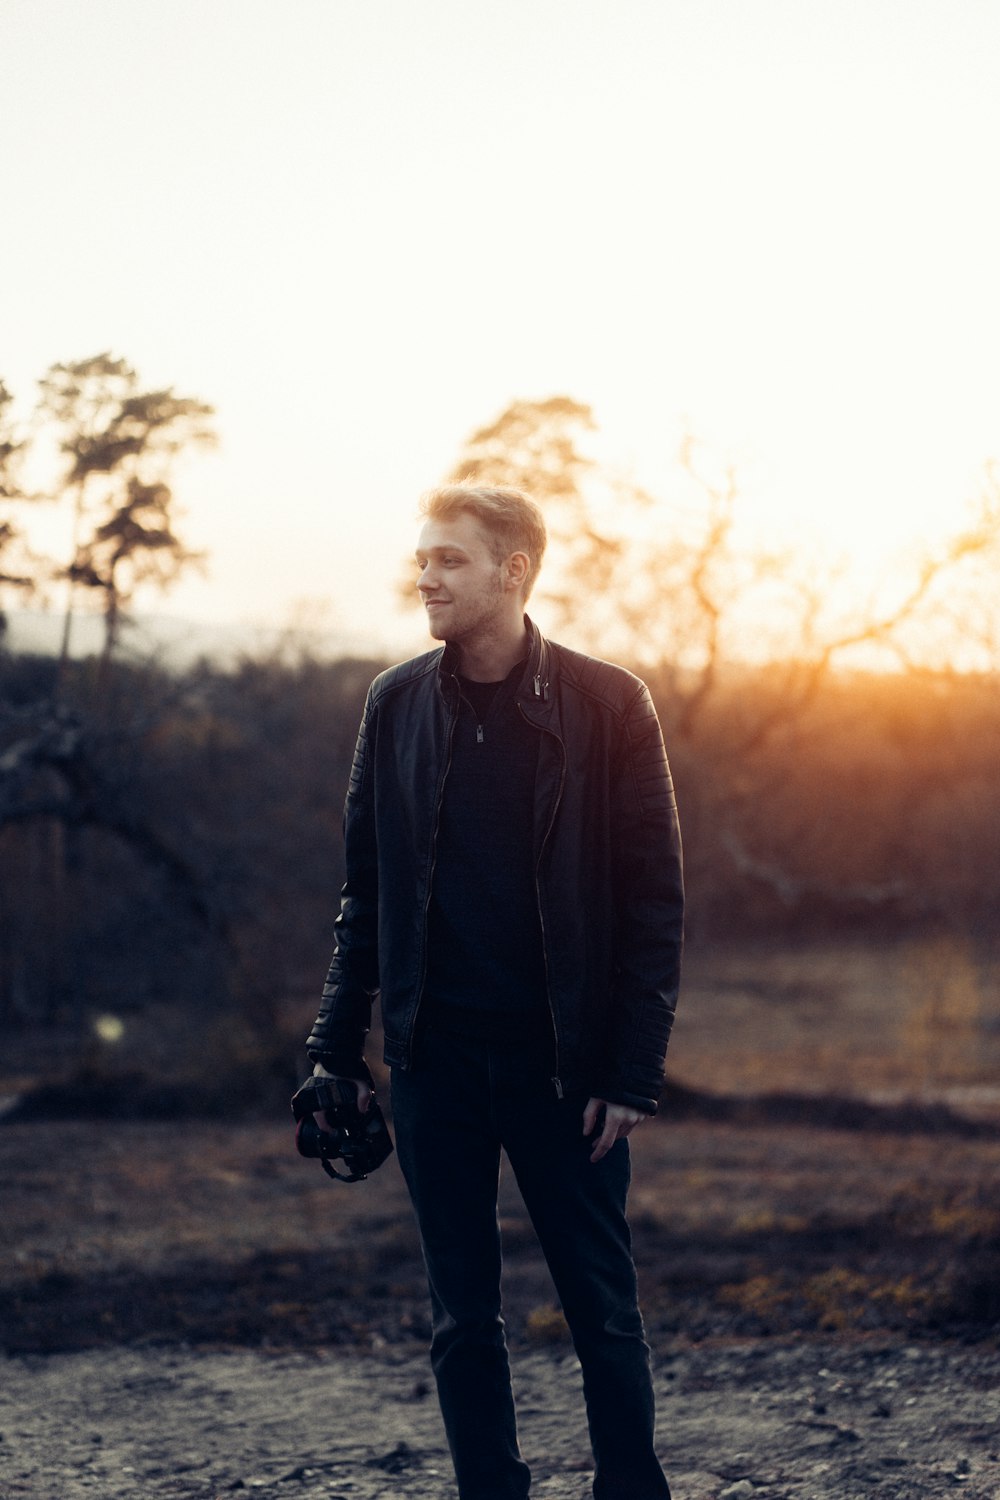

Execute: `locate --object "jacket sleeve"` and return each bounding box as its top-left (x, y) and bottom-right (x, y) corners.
top-left (599, 681), bottom-right (684, 1114)
top-left (305, 687), bottom-right (380, 1081)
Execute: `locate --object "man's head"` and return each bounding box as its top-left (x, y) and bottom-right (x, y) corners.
top-left (414, 485), bottom-right (547, 646)
top-left (419, 485), bottom-right (547, 600)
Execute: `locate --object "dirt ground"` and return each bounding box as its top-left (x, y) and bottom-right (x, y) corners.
top-left (2, 940), bottom-right (999, 1499)
top-left (1, 1111), bottom-right (998, 1500)
top-left (3, 1334), bottom-right (1000, 1500)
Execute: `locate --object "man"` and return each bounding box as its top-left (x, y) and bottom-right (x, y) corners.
top-left (306, 484), bottom-right (683, 1500)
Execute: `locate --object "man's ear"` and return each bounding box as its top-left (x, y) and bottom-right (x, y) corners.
top-left (506, 550), bottom-right (530, 592)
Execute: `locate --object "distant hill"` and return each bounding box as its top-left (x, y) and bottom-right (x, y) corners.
top-left (2, 609), bottom-right (401, 669)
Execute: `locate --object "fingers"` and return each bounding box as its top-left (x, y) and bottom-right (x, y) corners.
top-left (590, 1115), bottom-right (619, 1163)
top-left (584, 1099), bottom-right (647, 1163)
top-left (310, 1069), bottom-right (374, 1125)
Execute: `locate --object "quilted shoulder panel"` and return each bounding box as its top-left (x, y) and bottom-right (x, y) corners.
top-left (347, 648), bottom-right (442, 798)
top-left (369, 647), bottom-right (443, 706)
top-left (550, 641), bottom-right (645, 721)
top-left (623, 684), bottom-right (676, 818)
top-left (551, 641), bottom-right (675, 818)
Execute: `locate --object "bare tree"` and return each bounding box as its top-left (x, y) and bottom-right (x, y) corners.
top-left (439, 396), bottom-right (1000, 924)
top-left (444, 396), bottom-right (1000, 735)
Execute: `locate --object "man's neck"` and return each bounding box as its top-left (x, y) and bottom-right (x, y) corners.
top-left (455, 618), bottom-right (530, 683)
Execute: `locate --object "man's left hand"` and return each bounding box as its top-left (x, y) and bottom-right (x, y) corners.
top-left (582, 1097), bottom-right (648, 1163)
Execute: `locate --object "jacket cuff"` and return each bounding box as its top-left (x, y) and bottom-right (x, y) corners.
top-left (609, 1089), bottom-right (658, 1116)
top-left (307, 1048), bottom-right (373, 1086)
top-left (593, 1080), bottom-right (660, 1115)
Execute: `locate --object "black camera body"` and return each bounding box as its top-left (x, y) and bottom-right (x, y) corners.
top-left (291, 1074), bottom-right (394, 1182)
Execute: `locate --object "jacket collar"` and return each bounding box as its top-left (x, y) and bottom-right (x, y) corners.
top-left (519, 615), bottom-right (553, 707)
top-left (438, 615), bottom-right (554, 709)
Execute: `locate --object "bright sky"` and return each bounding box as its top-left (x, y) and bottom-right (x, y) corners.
top-left (3, 0), bottom-right (999, 655)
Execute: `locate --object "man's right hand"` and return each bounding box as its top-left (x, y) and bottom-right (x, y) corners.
top-left (311, 1063), bottom-right (373, 1133)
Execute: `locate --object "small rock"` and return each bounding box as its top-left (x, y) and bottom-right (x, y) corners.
top-left (720, 1483), bottom-right (755, 1500)
top-left (726, 1453), bottom-right (754, 1472)
top-left (367, 1441), bottom-right (418, 1474)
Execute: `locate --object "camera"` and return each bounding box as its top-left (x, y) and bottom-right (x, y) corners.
top-left (291, 1074), bottom-right (394, 1182)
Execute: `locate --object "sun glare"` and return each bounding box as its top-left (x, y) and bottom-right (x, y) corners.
top-left (3, 0), bottom-right (997, 670)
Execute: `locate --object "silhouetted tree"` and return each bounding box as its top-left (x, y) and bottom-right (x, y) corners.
top-left (36, 353), bottom-right (214, 676)
top-left (449, 395), bottom-right (598, 507)
top-left (0, 356), bottom-right (216, 1029)
top-left (0, 381), bottom-right (35, 637)
top-left (443, 396), bottom-right (643, 630)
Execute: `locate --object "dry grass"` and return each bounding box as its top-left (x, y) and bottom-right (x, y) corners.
top-left (673, 935), bottom-right (1000, 1103)
top-left (2, 938), bottom-right (998, 1354)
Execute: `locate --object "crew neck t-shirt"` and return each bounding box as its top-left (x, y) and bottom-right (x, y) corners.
top-left (421, 659), bottom-right (549, 1036)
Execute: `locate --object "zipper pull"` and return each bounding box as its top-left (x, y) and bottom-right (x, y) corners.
top-left (476, 723), bottom-right (484, 744)
top-left (551, 1076), bottom-right (564, 1099)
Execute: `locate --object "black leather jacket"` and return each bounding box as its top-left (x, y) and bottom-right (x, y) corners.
top-left (306, 619), bottom-right (684, 1114)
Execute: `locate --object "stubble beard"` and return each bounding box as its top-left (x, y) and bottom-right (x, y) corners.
top-left (426, 574), bottom-right (506, 645)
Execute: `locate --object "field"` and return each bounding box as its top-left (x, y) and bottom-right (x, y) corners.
top-left (1, 938), bottom-right (999, 1499)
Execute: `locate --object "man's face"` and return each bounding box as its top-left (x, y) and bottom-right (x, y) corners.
top-left (415, 511), bottom-right (508, 643)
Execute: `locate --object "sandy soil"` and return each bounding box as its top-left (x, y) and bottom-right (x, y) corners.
top-left (3, 1335), bottom-right (1000, 1499)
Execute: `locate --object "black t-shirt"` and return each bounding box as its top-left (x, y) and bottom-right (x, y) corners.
top-left (421, 660), bottom-right (549, 1034)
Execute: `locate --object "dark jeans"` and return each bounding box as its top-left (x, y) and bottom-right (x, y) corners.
top-left (390, 1026), bottom-right (671, 1500)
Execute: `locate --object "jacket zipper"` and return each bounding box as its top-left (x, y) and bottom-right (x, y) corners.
top-left (519, 700), bottom-right (566, 1098)
top-left (456, 684), bottom-right (487, 744)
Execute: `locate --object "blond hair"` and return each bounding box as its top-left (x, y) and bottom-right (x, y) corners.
top-left (419, 484), bottom-right (547, 599)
